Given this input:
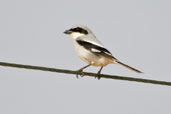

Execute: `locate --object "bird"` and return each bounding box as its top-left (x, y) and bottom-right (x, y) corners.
top-left (64, 25), bottom-right (142, 79)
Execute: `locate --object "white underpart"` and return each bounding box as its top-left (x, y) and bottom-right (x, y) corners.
top-left (73, 40), bottom-right (114, 66)
top-left (69, 30), bottom-right (115, 66)
top-left (70, 32), bottom-right (84, 40)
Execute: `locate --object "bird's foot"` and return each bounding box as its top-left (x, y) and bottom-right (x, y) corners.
top-left (95, 71), bottom-right (101, 80)
top-left (76, 69), bottom-right (85, 78)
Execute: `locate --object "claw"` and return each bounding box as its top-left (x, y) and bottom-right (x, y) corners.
top-left (95, 66), bottom-right (103, 80)
top-left (75, 64), bottom-right (91, 79)
top-left (96, 71), bottom-right (101, 80)
top-left (76, 69), bottom-right (85, 78)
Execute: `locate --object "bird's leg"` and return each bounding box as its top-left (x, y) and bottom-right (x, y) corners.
top-left (76, 64), bottom-right (91, 78)
top-left (96, 66), bottom-right (103, 80)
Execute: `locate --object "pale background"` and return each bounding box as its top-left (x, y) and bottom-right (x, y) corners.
top-left (0, 0), bottom-right (171, 114)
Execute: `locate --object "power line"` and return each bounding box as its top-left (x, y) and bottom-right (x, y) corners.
top-left (0, 61), bottom-right (171, 86)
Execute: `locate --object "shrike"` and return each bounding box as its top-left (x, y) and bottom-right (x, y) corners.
top-left (64, 25), bottom-right (142, 79)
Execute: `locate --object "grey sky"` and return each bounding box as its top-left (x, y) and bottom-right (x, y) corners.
top-left (0, 0), bottom-right (171, 114)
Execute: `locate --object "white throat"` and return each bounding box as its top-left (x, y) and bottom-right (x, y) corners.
top-left (70, 32), bottom-right (85, 40)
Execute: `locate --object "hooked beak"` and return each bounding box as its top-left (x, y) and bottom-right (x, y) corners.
top-left (63, 29), bottom-right (72, 34)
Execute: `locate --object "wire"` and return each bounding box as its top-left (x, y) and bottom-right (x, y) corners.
top-left (0, 62), bottom-right (171, 86)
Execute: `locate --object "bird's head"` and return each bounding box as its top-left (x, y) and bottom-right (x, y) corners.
top-left (64, 25), bottom-right (92, 39)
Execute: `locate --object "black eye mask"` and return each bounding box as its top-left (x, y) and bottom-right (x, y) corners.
top-left (70, 27), bottom-right (88, 35)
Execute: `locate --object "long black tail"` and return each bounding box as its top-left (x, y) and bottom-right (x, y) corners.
top-left (116, 61), bottom-right (143, 73)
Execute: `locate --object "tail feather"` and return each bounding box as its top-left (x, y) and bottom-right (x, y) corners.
top-left (116, 61), bottom-right (143, 73)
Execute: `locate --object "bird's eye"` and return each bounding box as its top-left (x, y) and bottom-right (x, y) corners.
top-left (75, 27), bottom-right (81, 31)
top-left (70, 27), bottom-right (88, 35)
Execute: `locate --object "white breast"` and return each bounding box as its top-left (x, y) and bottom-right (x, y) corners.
top-left (73, 41), bottom-right (114, 66)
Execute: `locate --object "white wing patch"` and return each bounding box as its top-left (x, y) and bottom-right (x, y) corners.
top-left (91, 48), bottom-right (112, 55)
top-left (91, 48), bottom-right (112, 56)
top-left (91, 48), bottom-right (101, 53)
top-left (104, 51), bottom-right (112, 55)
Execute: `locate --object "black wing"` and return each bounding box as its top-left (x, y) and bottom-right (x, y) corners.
top-left (76, 40), bottom-right (116, 60)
